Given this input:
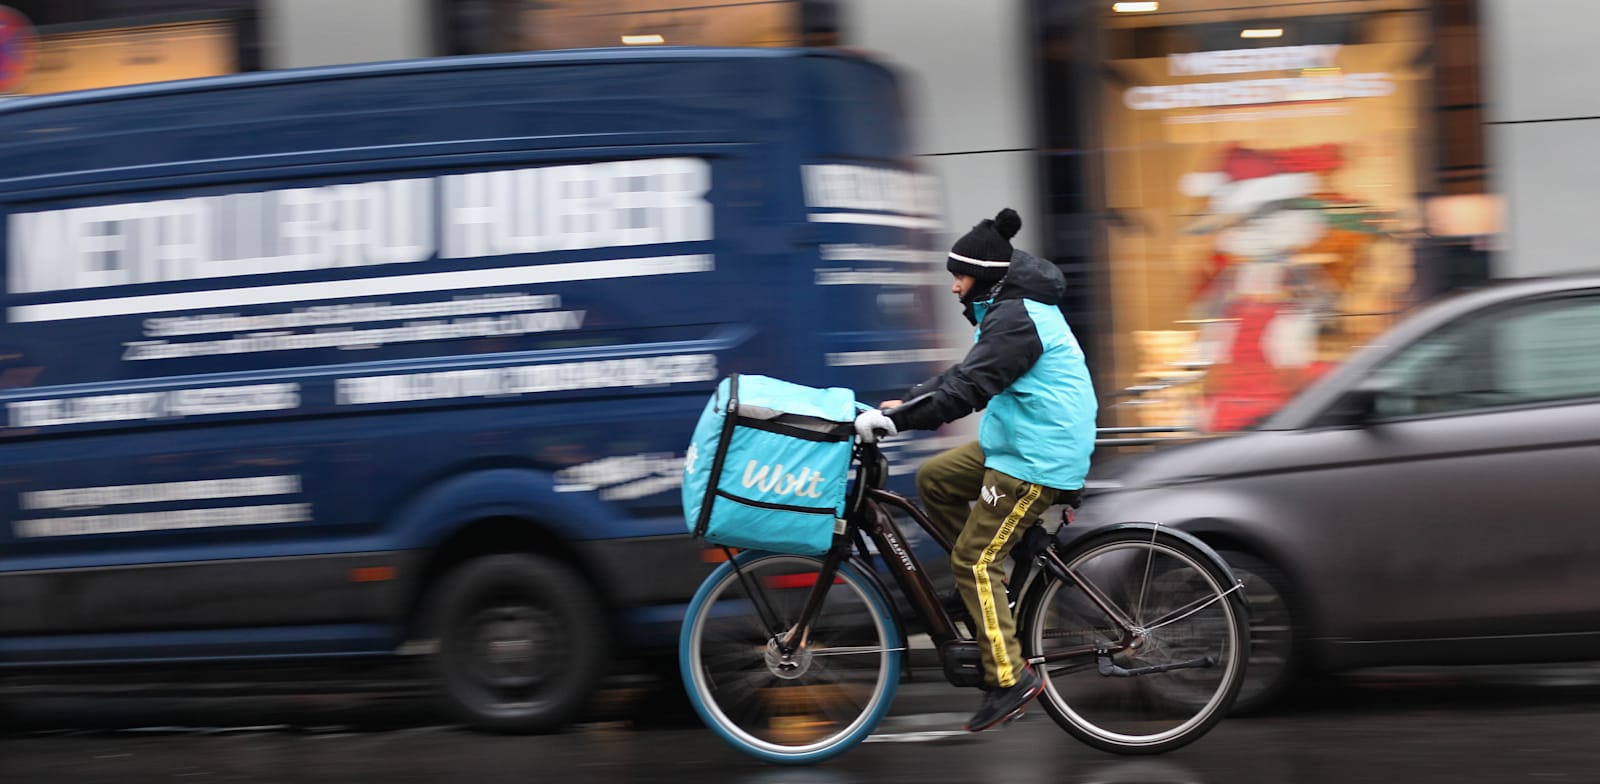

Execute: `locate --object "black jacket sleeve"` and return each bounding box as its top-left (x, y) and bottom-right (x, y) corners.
top-left (904, 366), bottom-right (954, 402)
top-left (889, 300), bottom-right (1043, 432)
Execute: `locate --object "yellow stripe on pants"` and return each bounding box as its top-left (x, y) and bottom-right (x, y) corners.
top-left (971, 482), bottom-right (1042, 688)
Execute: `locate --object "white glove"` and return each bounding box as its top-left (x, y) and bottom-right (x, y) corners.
top-left (854, 409), bottom-right (898, 443)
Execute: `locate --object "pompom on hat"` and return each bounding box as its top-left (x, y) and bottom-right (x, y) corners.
top-left (947, 208), bottom-right (1022, 283)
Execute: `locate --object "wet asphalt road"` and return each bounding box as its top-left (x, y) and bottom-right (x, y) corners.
top-left (4, 663), bottom-right (1600, 783)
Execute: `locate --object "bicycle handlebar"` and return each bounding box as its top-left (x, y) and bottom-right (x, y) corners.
top-left (872, 392), bottom-right (933, 438)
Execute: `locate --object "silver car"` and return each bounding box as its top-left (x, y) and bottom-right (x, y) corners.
top-left (1074, 274), bottom-right (1600, 712)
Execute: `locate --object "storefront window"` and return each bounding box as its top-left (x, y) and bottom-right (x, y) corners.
top-left (2, 2), bottom-right (258, 94)
top-left (1038, 0), bottom-right (1490, 434)
top-left (442, 0), bottom-right (837, 55)
top-left (21, 15), bottom-right (241, 93)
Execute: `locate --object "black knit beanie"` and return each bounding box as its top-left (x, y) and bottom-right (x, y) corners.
top-left (947, 208), bottom-right (1022, 299)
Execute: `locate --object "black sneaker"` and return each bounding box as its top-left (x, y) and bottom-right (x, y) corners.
top-left (964, 663), bottom-right (1044, 733)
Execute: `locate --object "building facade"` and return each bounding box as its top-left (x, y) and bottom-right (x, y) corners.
top-left (1034, 0), bottom-right (1493, 431)
top-left (3, 0), bottom-right (1525, 432)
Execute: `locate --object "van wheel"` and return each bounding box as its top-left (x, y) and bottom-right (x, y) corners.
top-left (425, 553), bottom-right (607, 733)
top-left (1219, 549), bottom-right (1300, 715)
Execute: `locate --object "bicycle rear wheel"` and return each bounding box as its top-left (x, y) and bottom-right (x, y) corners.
top-left (1021, 527), bottom-right (1248, 754)
top-left (679, 551), bottom-right (902, 765)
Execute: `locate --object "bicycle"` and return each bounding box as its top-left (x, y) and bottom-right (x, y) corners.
top-left (678, 433), bottom-right (1251, 764)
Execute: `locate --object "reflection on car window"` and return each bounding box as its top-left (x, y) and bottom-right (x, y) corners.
top-left (1367, 295), bottom-right (1600, 418)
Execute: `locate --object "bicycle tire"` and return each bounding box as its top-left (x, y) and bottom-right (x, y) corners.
top-left (1020, 527), bottom-right (1248, 754)
top-left (679, 551), bottom-right (902, 765)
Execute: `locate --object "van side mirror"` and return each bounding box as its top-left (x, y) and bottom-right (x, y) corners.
top-left (1321, 377), bottom-right (1393, 426)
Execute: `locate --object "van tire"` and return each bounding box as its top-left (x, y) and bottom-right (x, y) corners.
top-left (425, 553), bottom-right (607, 733)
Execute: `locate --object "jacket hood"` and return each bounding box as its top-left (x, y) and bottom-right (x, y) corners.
top-left (982, 250), bottom-right (1065, 306)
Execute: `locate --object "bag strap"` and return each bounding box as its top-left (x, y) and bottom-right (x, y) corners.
top-left (694, 374), bottom-right (740, 539)
top-left (734, 414), bottom-right (854, 442)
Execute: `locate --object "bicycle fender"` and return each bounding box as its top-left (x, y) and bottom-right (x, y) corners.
top-left (1018, 521), bottom-right (1247, 622)
top-left (1072, 522), bottom-right (1241, 585)
top-left (1127, 522), bottom-right (1240, 587)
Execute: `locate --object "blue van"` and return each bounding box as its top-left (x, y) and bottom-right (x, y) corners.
top-left (0, 47), bottom-right (951, 731)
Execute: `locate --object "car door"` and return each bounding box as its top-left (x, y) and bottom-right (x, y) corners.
top-left (1261, 291), bottom-right (1600, 647)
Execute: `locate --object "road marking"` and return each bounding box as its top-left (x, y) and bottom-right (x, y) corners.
top-left (864, 729), bottom-right (973, 743)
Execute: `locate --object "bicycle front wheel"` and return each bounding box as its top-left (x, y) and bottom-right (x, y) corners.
top-left (1022, 527), bottom-right (1248, 754)
top-left (679, 551), bottom-right (902, 765)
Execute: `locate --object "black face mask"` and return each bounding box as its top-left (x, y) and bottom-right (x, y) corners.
top-left (959, 275), bottom-right (1002, 305)
top-left (959, 277), bottom-right (1003, 325)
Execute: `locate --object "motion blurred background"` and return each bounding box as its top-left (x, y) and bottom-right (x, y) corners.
top-left (0, 0), bottom-right (1545, 435)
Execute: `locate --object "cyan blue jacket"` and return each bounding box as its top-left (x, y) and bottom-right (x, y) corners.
top-left (889, 250), bottom-right (1097, 490)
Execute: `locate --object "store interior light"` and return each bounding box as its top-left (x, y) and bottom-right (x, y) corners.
top-left (1113, 1), bottom-right (1160, 11)
top-left (621, 34), bottom-right (665, 45)
top-left (1240, 28), bottom-right (1285, 39)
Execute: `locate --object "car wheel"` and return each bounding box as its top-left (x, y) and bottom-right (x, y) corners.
top-left (1218, 549), bottom-right (1299, 714)
top-left (425, 553), bottom-right (607, 733)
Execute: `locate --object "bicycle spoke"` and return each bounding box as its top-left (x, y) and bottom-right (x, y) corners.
top-left (713, 670), bottom-right (781, 727)
top-left (1142, 583), bottom-right (1239, 633)
top-left (734, 691), bottom-right (781, 731)
top-left (697, 645), bottom-right (767, 672)
top-left (799, 665), bottom-right (874, 725)
top-left (808, 644), bottom-right (903, 657)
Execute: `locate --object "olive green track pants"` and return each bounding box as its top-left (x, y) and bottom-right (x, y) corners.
top-left (915, 441), bottom-right (1060, 688)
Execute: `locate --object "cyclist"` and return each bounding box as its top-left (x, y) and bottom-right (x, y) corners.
top-left (854, 207), bottom-right (1097, 732)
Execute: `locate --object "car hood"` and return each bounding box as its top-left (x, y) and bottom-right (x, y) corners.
top-left (1087, 433), bottom-right (1260, 493)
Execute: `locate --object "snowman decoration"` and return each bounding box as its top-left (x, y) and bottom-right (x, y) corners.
top-left (1180, 144), bottom-right (1348, 431)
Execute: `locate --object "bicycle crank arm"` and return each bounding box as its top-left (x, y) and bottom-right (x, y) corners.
top-left (1096, 653), bottom-right (1216, 678)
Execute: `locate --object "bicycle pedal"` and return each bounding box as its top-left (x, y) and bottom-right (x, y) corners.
top-left (999, 708), bottom-right (1025, 727)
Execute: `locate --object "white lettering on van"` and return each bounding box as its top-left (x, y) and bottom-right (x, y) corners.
top-left (553, 452), bottom-right (684, 501)
top-left (8, 181), bottom-right (433, 294)
top-left (441, 158), bottom-right (711, 259)
top-left (7, 383), bottom-right (300, 428)
top-left (803, 165), bottom-right (942, 219)
top-left (6, 158), bottom-right (712, 301)
top-left (334, 353), bottom-right (717, 406)
top-left (15, 503), bottom-right (311, 538)
top-left (22, 475), bottom-right (301, 510)
top-left (122, 308), bottom-right (586, 360)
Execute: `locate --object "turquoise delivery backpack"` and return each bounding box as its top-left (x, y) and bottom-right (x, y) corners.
top-left (683, 374), bottom-right (859, 555)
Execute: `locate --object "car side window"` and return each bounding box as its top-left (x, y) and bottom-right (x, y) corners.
top-left (1367, 295), bottom-right (1600, 418)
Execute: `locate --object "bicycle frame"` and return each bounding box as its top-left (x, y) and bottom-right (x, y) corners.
top-left (768, 442), bottom-right (956, 658)
top-left (768, 441), bottom-right (1149, 683)
top-left (686, 438), bottom-right (1252, 762)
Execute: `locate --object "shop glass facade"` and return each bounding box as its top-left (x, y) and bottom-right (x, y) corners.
top-left (1037, 0), bottom-right (1489, 433)
top-left (442, 0), bottom-right (839, 55)
top-left (1, 1), bottom-right (258, 94)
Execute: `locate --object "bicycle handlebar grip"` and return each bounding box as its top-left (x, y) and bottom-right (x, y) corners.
top-left (877, 392), bottom-right (933, 424)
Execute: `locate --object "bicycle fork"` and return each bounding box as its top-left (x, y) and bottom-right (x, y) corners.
top-left (769, 542), bottom-right (853, 660)
top-left (761, 494), bottom-right (979, 687)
